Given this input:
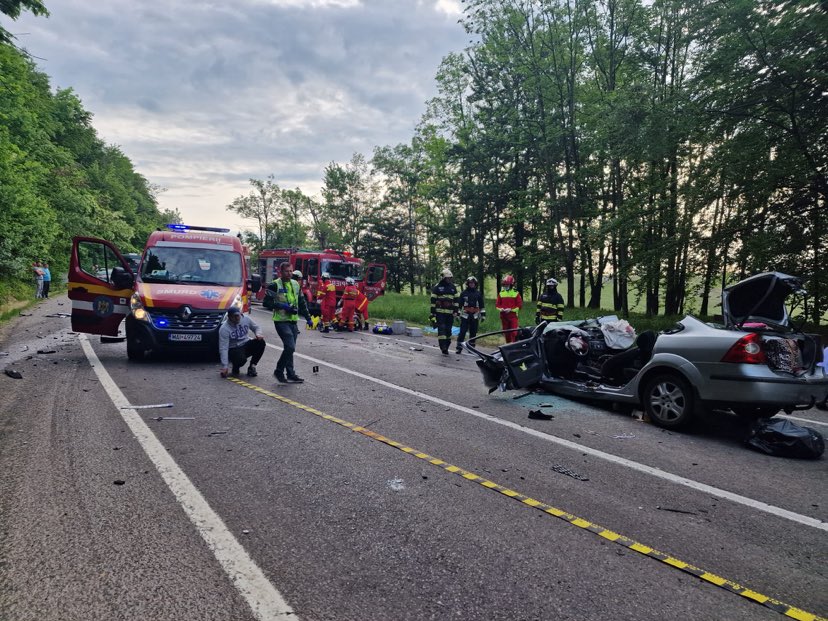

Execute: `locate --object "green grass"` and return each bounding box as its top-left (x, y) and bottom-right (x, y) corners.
top-left (369, 291), bottom-right (688, 332)
top-left (370, 290), bottom-right (828, 340)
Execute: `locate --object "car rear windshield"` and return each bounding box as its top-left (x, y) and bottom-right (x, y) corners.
top-left (140, 247), bottom-right (242, 286)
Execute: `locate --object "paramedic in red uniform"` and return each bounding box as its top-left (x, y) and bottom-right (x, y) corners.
top-left (496, 275), bottom-right (522, 343)
top-left (317, 271), bottom-right (337, 333)
top-left (354, 289), bottom-right (370, 330)
top-left (341, 277), bottom-right (359, 332)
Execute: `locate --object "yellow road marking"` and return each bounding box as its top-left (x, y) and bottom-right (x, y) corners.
top-left (227, 377), bottom-right (825, 621)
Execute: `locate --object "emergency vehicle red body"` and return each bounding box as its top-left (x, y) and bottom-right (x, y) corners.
top-left (256, 248), bottom-right (387, 316)
top-left (68, 225), bottom-right (262, 360)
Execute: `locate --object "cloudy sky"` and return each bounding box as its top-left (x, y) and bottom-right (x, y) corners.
top-left (12, 0), bottom-right (469, 231)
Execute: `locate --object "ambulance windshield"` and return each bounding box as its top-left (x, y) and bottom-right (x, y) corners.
top-left (140, 247), bottom-right (243, 286)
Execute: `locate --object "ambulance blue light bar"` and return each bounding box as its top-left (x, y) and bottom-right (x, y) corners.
top-left (166, 224), bottom-right (231, 233)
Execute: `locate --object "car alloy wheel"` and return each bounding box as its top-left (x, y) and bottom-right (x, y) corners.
top-left (643, 373), bottom-right (694, 430)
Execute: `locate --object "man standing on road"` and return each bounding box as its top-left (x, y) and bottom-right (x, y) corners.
top-left (41, 262), bottom-right (52, 299)
top-left (456, 275), bottom-right (485, 354)
top-left (270, 262), bottom-right (313, 383)
top-left (218, 306), bottom-right (266, 378)
top-left (496, 275), bottom-right (522, 344)
top-left (317, 271), bottom-right (336, 333)
top-left (33, 261), bottom-right (44, 298)
top-left (430, 268), bottom-right (458, 355)
top-left (536, 277), bottom-right (564, 324)
top-left (341, 277), bottom-right (359, 332)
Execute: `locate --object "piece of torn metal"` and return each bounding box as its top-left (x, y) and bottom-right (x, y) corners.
top-left (551, 464), bottom-right (589, 481)
top-left (528, 409), bottom-right (554, 420)
top-left (4, 369), bottom-right (23, 379)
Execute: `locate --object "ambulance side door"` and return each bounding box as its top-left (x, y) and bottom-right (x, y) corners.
top-left (68, 237), bottom-right (135, 336)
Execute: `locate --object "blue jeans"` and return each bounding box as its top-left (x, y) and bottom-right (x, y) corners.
top-left (274, 321), bottom-right (300, 376)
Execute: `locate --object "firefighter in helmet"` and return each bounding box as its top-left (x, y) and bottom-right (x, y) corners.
top-left (496, 274), bottom-right (523, 343)
top-left (430, 268), bottom-right (459, 355)
top-left (317, 271), bottom-right (336, 333)
top-left (341, 276), bottom-right (359, 332)
top-left (354, 287), bottom-right (370, 330)
top-left (456, 275), bottom-right (485, 354)
top-left (536, 277), bottom-right (564, 324)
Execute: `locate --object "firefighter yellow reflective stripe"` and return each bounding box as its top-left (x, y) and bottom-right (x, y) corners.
top-left (226, 377), bottom-right (826, 621)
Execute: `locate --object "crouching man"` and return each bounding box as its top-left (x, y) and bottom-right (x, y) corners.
top-left (219, 306), bottom-right (266, 378)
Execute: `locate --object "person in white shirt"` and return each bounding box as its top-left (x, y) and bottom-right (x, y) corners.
top-left (218, 306), bottom-right (266, 377)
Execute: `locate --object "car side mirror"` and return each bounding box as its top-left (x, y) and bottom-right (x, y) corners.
top-left (249, 273), bottom-right (262, 293)
top-left (111, 266), bottom-right (134, 289)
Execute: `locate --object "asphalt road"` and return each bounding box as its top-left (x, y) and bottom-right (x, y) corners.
top-left (0, 294), bottom-right (826, 621)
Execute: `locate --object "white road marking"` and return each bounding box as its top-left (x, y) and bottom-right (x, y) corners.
top-left (778, 414), bottom-right (828, 427)
top-left (79, 334), bottom-right (295, 620)
top-left (265, 342), bottom-right (827, 532)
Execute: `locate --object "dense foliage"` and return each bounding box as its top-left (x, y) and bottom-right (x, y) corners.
top-left (0, 40), bottom-right (174, 286)
top-left (230, 0), bottom-right (825, 323)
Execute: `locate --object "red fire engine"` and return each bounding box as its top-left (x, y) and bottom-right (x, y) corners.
top-left (256, 248), bottom-right (387, 315)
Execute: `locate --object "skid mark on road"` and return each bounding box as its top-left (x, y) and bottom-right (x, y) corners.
top-left (229, 376), bottom-right (825, 621)
top-left (80, 335), bottom-right (295, 620)
top-left (264, 342), bottom-right (827, 532)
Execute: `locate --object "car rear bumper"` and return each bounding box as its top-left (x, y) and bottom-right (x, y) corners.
top-left (705, 372), bottom-right (828, 406)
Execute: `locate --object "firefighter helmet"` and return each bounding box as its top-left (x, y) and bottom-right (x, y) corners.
top-left (322, 272), bottom-right (330, 279)
top-left (502, 275), bottom-right (515, 286)
top-left (466, 275), bottom-right (477, 285)
top-left (345, 276), bottom-right (355, 285)
top-left (546, 278), bottom-right (558, 287)
top-left (441, 268), bottom-right (453, 278)
top-left (293, 270), bottom-right (303, 279)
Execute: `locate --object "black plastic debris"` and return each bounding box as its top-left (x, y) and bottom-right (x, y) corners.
top-left (745, 418), bottom-right (825, 459)
top-left (37, 349), bottom-right (57, 354)
top-left (4, 369), bottom-right (23, 379)
top-left (528, 409), bottom-right (554, 420)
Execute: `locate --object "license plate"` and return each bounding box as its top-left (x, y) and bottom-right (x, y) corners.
top-left (169, 333), bottom-right (202, 342)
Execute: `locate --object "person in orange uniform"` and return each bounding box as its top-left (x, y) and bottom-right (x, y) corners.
top-left (341, 276), bottom-right (359, 332)
top-left (496, 274), bottom-right (522, 343)
top-left (317, 271), bottom-right (337, 333)
top-left (354, 288), bottom-right (370, 330)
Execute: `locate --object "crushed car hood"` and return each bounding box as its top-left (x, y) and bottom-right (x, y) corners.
top-left (722, 272), bottom-right (806, 329)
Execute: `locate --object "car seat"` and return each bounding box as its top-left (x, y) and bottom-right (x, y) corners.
top-left (599, 330), bottom-right (657, 385)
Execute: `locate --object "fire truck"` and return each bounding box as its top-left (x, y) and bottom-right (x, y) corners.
top-left (256, 248), bottom-right (387, 315)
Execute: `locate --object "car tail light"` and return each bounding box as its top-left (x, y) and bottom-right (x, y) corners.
top-left (721, 333), bottom-right (767, 364)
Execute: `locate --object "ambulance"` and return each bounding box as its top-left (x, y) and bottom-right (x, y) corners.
top-left (68, 224), bottom-right (262, 360)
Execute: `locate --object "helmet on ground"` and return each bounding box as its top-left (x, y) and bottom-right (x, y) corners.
top-left (466, 275), bottom-right (477, 284)
top-left (546, 278), bottom-right (558, 287)
top-left (345, 276), bottom-right (355, 285)
top-left (322, 272), bottom-right (330, 279)
top-left (502, 275), bottom-right (515, 286)
top-left (441, 268), bottom-right (453, 278)
top-left (293, 270), bottom-right (303, 279)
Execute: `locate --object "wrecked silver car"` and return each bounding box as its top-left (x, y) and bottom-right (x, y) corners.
top-left (466, 272), bottom-right (828, 429)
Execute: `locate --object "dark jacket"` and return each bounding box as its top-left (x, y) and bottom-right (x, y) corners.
top-left (458, 288), bottom-right (485, 319)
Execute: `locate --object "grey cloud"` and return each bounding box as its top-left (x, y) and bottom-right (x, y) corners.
top-left (15, 0), bottom-right (468, 226)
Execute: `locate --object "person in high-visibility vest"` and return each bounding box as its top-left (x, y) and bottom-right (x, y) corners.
top-left (341, 276), bottom-right (359, 332)
top-left (354, 289), bottom-right (370, 330)
top-left (496, 274), bottom-right (522, 344)
top-left (536, 277), bottom-right (564, 323)
top-left (269, 262), bottom-right (313, 383)
top-left (317, 271), bottom-right (337, 333)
